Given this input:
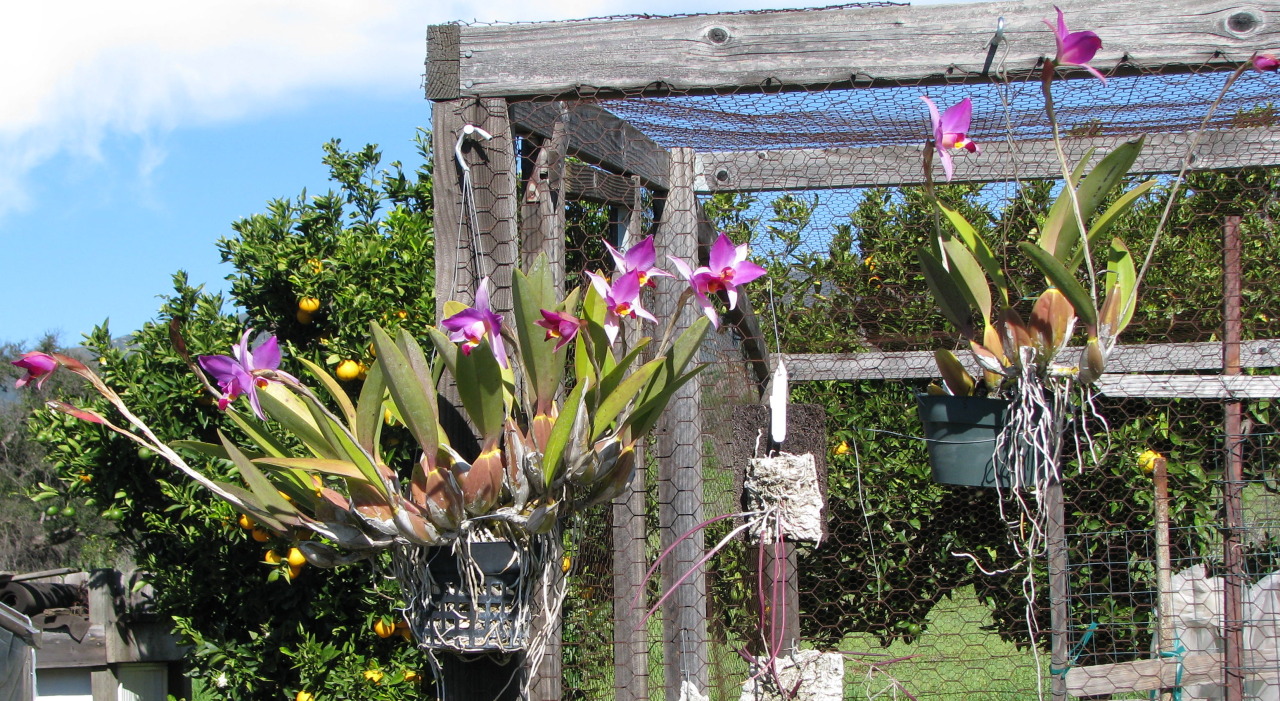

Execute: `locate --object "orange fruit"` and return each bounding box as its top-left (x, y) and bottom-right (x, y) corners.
top-left (373, 619), bottom-right (395, 638)
top-left (296, 310), bottom-right (313, 325)
top-left (298, 297), bottom-right (321, 313)
top-left (286, 547), bottom-right (307, 567)
top-left (251, 527), bottom-right (271, 543)
top-left (237, 514), bottom-right (255, 530)
top-left (296, 692), bottom-right (314, 701)
top-left (335, 360), bottom-right (361, 381)
top-left (264, 550), bottom-right (282, 565)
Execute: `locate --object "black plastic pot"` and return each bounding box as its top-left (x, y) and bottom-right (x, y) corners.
top-left (423, 541), bottom-right (525, 652)
top-left (916, 394), bottom-right (1014, 488)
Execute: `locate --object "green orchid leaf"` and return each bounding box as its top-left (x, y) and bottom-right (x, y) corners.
top-left (1018, 241), bottom-right (1098, 331)
top-left (255, 457), bottom-right (375, 482)
top-left (301, 394), bottom-right (389, 498)
top-left (224, 411), bottom-right (292, 458)
top-left (211, 480), bottom-right (287, 532)
top-left (425, 326), bottom-right (459, 379)
top-left (513, 254), bottom-right (565, 410)
top-left (623, 365), bottom-right (709, 439)
top-left (295, 356), bottom-right (356, 428)
top-left (1041, 138), bottom-right (1145, 262)
top-left (936, 202), bottom-right (1008, 306)
top-left (172, 440), bottom-right (265, 462)
top-left (941, 236), bottom-right (992, 326)
top-left (573, 329), bottom-right (596, 389)
top-left (581, 280), bottom-right (614, 374)
top-left (1075, 179), bottom-right (1157, 266)
top-left (354, 359), bottom-right (386, 457)
top-left (217, 430), bottom-right (300, 528)
top-left (373, 323), bottom-right (439, 463)
top-left (598, 338), bottom-right (651, 405)
top-left (453, 337), bottom-right (506, 443)
top-left (1104, 237), bottom-right (1138, 334)
top-left (256, 382), bottom-right (339, 460)
top-left (592, 355), bottom-right (662, 441)
top-left (934, 349), bottom-right (976, 397)
top-left (917, 248), bottom-right (975, 335)
top-left (543, 376), bottom-right (591, 488)
top-left (635, 316), bottom-right (711, 413)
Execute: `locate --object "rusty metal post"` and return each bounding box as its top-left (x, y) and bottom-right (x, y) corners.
top-left (1154, 456), bottom-right (1174, 701)
top-left (1223, 214), bottom-right (1245, 701)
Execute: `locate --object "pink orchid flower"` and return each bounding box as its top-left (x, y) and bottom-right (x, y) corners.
top-left (1046, 6), bottom-right (1106, 84)
top-left (441, 277), bottom-right (509, 368)
top-left (13, 352), bottom-right (58, 390)
top-left (605, 235), bottom-right (672, 288)
top-left (1255, 54), bottom-right (1280, 72)
top-left (535, 310), bottom-right (582, 352)
top-left (920, 97), bottom-right (980, 182)
top-left (197, 330), bottom-right (292, 420)
top-left (585, 270), bottom-right (656, 345)
top-left (668, 232), bottom-right (767, 328)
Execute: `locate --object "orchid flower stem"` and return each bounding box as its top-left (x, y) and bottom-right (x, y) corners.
top-left (655, 287), bottom-right (697, 355)
top-left (1041, 63), bottom-right (1098, 303)
top-left (1136, 61), bottom-right (1251, 302)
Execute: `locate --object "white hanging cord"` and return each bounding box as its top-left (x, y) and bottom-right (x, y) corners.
top-left (453, 124), bottom-right (495, 300)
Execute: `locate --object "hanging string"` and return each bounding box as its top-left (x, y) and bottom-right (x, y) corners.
top-left (453, 124), bottom-right (494, 301)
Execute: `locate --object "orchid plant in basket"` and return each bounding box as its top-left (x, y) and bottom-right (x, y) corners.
top-left (15, 233), bottom-right (764, 669)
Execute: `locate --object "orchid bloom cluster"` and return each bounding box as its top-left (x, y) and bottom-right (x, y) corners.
top-left (918, 8), bottom-right (1151, 397)
top-left (923, 6), bottom-right (1107, 183)
top-left (15, 233), bottom-right (765, 560)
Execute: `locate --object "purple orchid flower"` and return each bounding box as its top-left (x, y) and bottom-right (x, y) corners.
top-left (13, 352), bottom-right (58, 390)
top-left (668, 232), bottom-right (767, 328)
top-left (585, 269), bottom-right (656, 345)
top-left (197, 330), bottom-right (291, 420)
top-left (535, 310), bottom-right (582, 352)
top-left (441, 277), bottom-right (509, 368)
top-left (1255, 54), bottom-right (1280, 72)
top-left (1046, 6), bottom-right (1106, 84)
top-left (920, 96), bottom-right (979, 182)
top-left (605, 235), bottom-right (673, 288)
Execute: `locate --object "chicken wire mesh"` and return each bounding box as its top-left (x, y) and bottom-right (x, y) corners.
top-left (429, 4), bottom-right (1280, 698)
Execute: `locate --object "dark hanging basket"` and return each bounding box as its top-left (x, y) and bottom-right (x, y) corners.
top-left (916, 394), bottom-right (1017, 488)
top-left (422, 541), bottom-right (526, 652)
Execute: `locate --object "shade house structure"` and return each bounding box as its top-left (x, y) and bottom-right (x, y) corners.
top-left (424, 0), bottom-right (1280, 699)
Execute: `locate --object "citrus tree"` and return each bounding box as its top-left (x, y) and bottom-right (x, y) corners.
top-left (27, 133), bottom-right (436, 699)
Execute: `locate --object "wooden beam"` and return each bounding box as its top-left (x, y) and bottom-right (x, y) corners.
top-left (697, 128), bottom-right (1280, 192)
top-left (566, 161), bottom-right (636, 205)
top-left (1064, 650), bottom-right (1280, 697)
top-left (510, 101), bottom-right (670, 190)
top-left (654, 147), bottom-right (709, 699)
top-left (445, 0), bottom-right (1279, 99)
top-left (1097, 374), bottom-right (1280, 398)
top-left (783, 339), bottom-right (1280, 382)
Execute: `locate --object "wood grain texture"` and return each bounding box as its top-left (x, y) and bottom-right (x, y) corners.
top-left (783, 339), bottom-right (1280, 382)
top-left (426, 24), bottom-right (460, 100)
top-left (1096, 374), bottom-right (1280, 398)
top-left (697, 128), bottom-right (1280, 192)
top-left (511, 101), bottom-right (671, 190)
top-left (654, 147), bottom-right (709, 699)
top-left (1064, 650), bottom-right (1280, 696)
top-left (447, 0), bottom-right (1280, 99)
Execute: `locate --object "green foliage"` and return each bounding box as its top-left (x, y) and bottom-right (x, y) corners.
top-left (26, 137), bottom-right (436, 699)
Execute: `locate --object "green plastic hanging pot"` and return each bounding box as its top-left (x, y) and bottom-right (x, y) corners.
top-left (916, 394), bottom-right (1012, 488)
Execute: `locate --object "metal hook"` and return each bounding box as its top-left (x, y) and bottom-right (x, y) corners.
top-left (982, 16), bottom-right (1006, 77)
top-left (453, 123), bottom-right (495, 176)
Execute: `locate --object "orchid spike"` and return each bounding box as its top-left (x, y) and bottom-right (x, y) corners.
top-left (668, 233), bottom-right (767, 328)
top-left (197, 330), bottom-right (293, 420)
top-left (535, 310), bottom-right (582, 352)
top-left (605, 235), bottom-right (673, 288)
top-left (12, 352), bottom-right (58, 390)
top-left (585, 270), bottom-right (656, 345)
top-left (920, 96), bottom-right (979, 182)
top-left (1255, 54), bottom-right (1280, 72)
top-left (441, 277), bottom-right (509, 369)
top-left (1046, 6), bottom-right (1106, 84)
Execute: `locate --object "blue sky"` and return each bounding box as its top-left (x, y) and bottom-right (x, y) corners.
top-left (1, 0), bottom-right (974, 346)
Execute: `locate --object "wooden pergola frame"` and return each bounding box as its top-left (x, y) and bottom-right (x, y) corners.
top-left (425, 1), bottom-right (1280, 699)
